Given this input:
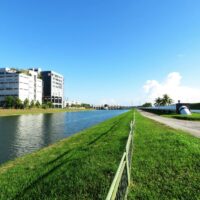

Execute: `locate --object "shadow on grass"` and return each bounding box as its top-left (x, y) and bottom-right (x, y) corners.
top-left (11, 114), bottom-right (130, 199)
top-left (87, 116), bottom-right (126, 146)
top-left (45, 149), bottom-right (73, 166)
top-left (13, 154), bottom-right (88, 199)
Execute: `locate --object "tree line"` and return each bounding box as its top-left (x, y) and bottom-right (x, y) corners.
top-left (65, 103), bottom-right (92, 109)
top-left (142, 94), bottom-right (173, 107)
top-left (3, 96), bottom-right (53, 109)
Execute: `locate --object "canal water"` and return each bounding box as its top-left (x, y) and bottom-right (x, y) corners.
top-left (0, 110), bottom-right (128, 164)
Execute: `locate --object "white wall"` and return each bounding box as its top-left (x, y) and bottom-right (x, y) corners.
top-left (0, 68), bottom-right (42, 104)
top-left (143, 105), bottom-right (176, 111)
top-left (18, 74), bottom-right (29, 101)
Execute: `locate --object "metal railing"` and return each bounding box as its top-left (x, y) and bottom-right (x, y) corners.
top-left (106, 114), bottom-right (135, 200)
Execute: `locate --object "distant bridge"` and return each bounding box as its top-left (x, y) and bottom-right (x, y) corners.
top-left (93, 105), bottom-right (134, 110)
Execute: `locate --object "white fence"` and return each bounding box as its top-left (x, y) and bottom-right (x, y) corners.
top-left (106, 114), bottom-right (135, 200)
top-left (142, 106), bottom-right (200, 114)
top-left (142, 105), bottom-right (176, 111)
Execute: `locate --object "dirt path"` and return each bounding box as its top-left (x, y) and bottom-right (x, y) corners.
top-left (139, 110), bottom-right (200, 138)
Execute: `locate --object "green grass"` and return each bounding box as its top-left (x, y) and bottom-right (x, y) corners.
top-left (162, 113), bottom-right (200, 121)
top-left (0, 111), bottom-right (133, 200)
top-left (128, 111), bottom-right (200, 200)
top-left (0, 108), bottom-right (91, 117)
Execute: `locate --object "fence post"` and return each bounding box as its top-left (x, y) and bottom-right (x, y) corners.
top-left (106, 153), bottom-right (126, 200)
top-left (106, 115), bottom-right (135, 200)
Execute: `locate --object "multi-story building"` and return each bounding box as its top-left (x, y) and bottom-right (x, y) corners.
top-left (0, 68), bottom-right (42, 105)
top-left (41, 71), bottom-right (64, 108)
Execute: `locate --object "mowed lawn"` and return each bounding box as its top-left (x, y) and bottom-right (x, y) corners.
top-left (0, 111), bottom-right (133, 200)
top-left (162, 113), bottom-right (200, 121)
top-left (128, 111), bottom-right (200, 200)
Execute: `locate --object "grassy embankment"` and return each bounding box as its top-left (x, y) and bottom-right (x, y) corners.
top-left (128, 111), bottom-right (200, 199)
top-left (0, 111), bottom-right (133, 200)
top-left (161, 113), bottom-right (200, 121)
top-left (0, 107), bottom-right (92, 117)
top-left (1, 110), bottom-right (199, 199)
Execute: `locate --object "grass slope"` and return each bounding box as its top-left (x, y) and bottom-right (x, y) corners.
top-left (128, 111), bottom-right (200, 200)
top-left (0, 111), bottom-right (133, 200)
top-left (162, 113), bottom-right (200, 121)
top-left (0, 108), bottom-right (90, 117)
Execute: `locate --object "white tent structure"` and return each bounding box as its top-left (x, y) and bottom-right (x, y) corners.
top-left (178, 106), bottom-right (191, 115)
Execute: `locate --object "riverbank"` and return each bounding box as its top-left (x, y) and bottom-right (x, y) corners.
top-left (128, 111), bottom-right (200, 199)
top-left (0, 111), bottom-right (132, 200)
top-left (0, 108), bottom-right (93, 117)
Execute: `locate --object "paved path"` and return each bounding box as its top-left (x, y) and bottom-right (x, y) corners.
top-left (139, 110), bottom-right (200, 138)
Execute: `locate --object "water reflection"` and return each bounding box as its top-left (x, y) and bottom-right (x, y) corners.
top-left (0, 110), bottom-right (128, 164)
top-left (15, 114), bottom-right (50, 156)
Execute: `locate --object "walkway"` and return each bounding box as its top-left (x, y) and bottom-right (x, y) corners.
top-left (139, 110), bottom-right (200, 138)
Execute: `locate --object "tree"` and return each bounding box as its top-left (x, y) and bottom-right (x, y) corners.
top-left (66, 103), bottom-right (69, 107)
top-left (154, 97), bottom-right (163, 106)
top-left (14, 97), bottom-right (22, 109)
top-left (71, 103), bottom-right (81, 108)
top-left (47, 101), bottom-right (53, 108)
top-left (142, 102), bottom-right (152, 107)
top-left (42, 104), bottom-right (47, 109)
top-left (24, 98), bottom-right (29, 108)
top-left (30, 100), bottom-right (35, 108)
top-left (162, 94), bottom-right (173, 105)
top-left (35, 101), bottom-right (40, 108)
top-left (154, 94), bottom-right (173, 106)
top-left (81, 103), bottom-right (91, 109)
top-left (5, 96), bottom-right (15, 108)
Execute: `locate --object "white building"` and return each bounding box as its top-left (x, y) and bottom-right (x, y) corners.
top-left (41, 71), bottom-right (64, 108)
top-left (0, 68), bottom-right (42, 105)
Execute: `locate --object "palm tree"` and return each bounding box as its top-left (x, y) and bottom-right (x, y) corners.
top-left (154, 97), bottom-right (162, 106)
top-left (162, 94), bottom-right (173, 105)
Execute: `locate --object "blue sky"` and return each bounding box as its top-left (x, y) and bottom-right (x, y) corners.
top-left (0, 0), bottom-right (200, 105)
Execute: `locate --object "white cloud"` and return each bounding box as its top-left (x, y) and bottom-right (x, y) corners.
top-left (143, 72), bottom-right (200, 104)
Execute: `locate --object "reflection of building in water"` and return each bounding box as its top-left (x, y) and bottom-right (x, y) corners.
top-left (41, 113), bottom-right (66, 143)
top-left (0, 117), bottom-right (19, 164)
top-left (14, 113), bottom-right (66, 157)
top-left (14, 114), bottom-right (45, 157)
